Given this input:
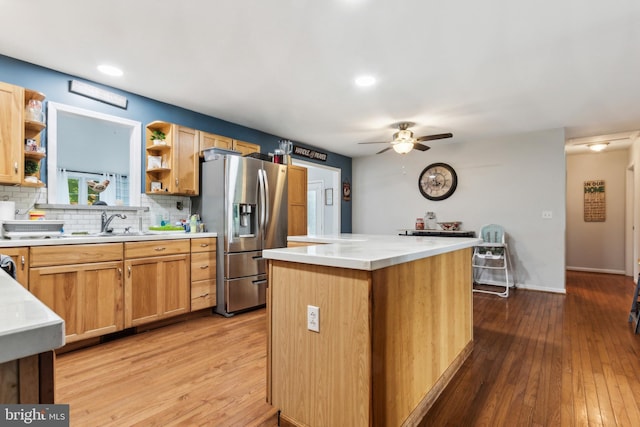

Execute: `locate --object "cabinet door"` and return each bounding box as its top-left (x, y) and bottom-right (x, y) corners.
top-left (30, 261), bottom-right (124, 343)
top-left (232, 139), bottom-right (260, 156)
top-left (0, 82), bottom-right (24, 184)
top-left (125, 253), bottom-right (190, 328)
top-left (2, 247), bottom-right (28, 288)
top-left (199, 131), bottom-right (233, 152)
top-left (174, 126), bottom-right (199, 196)
top-left (287, 165), bottom-right (308, 236)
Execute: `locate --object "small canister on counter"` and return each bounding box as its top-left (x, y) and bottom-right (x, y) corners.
top-left (415, 218), bottom-right (425, 230)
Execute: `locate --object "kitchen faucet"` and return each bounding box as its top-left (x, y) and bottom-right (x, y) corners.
top-left (101, 212), bottom-right (127, 234)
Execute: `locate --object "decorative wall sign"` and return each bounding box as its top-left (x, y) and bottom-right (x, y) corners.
top-left (342, 179), bottom-right (351, 201)
top-left (292, 145), bottom-right (328, 162)
top-left (69, 80), bottom-right (128, 109)
top-left (584, 180), bottom-right (605, 222)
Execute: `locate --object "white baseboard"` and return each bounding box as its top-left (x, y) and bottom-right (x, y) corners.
top-left (515, 283), bottom-right (566, 294)
top-left (566, 266), bottom-right (626, 275)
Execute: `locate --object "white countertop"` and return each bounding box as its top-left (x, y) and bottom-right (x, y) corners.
top-left (264, 234), bottom-right (482, 271)
top-left (0, 270), bottom-right (65, 363)
top-left (0, 231), bottom-right (217, 248)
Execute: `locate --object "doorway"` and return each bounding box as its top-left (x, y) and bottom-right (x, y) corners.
top-left (291, 159), bottom-right (341, 235)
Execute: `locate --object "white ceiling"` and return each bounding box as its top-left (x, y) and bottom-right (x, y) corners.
top-left (2, 0), bottom-right (639, 158)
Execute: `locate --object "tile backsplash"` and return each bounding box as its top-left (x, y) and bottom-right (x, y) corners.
top-left (0, 186), bottom-right (194, 234)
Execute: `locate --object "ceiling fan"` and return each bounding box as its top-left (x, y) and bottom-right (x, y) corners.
top-left (358, 122), bottom-right (453, 154)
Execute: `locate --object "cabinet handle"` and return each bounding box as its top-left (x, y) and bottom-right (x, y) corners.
top-left (20, 256), bottom-right (25, 270)
top-left (118, 268), bottom-right (122, 278)
top-left (154, 247), bottom-right (166, 251)
top-left (14, 162), bottom-right (18, 174)
top-left (199, 265), bottom-right (209, 269)
top-left (200, 243), bottom-right (209, 247)
top-left (175, 178), bottom-right (179, 187)
top-left (200, 293), bottom-right (209, 298)
top-left (128, 266), bottom-right (131, 277)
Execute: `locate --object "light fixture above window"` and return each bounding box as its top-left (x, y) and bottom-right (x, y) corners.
top-left (588, 142), bottom-right (609, 152)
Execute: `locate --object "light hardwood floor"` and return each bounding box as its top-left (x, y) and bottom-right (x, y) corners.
top-left (57, 271), bottom-right (640, 426)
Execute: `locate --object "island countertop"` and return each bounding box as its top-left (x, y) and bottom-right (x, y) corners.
top-left (263, 234), bottom-right (482, 271)
top-left (0, 270), bottom-right (65, 364)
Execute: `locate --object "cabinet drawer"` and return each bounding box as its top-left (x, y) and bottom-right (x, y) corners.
top-left (191, 279), bottom-right (216, 311)
top-left (190, 237), bottom-right (217, 253)
top-left (125, 239), bottom-right (190, 258)
top-left (30, 243), bottom-right (123, 267)
top-left (191, 252), bottom-right (216, 281)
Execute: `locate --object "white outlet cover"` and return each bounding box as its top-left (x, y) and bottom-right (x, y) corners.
top-left (307, 305), bottom-right (320, 333)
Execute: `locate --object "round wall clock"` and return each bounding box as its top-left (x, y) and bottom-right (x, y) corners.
top-left (418, 162), bottom-right (458, 201)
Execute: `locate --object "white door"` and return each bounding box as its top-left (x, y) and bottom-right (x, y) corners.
top-left (307, 181), bottom-right (324, 235)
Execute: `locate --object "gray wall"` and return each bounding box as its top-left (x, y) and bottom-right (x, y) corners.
top-left (353, 128), bottom-right (567, 293)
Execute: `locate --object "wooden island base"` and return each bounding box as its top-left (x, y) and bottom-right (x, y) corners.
top-left (267, 247), bottom-right (474, 427)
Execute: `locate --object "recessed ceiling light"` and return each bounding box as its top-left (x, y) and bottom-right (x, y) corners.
top-left (97, 64), bottom-right (123, 77)
top-left (355, 75), bottom-right (376, 87)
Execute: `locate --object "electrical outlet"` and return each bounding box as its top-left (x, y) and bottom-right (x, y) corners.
top-left (542, 210), bottom-right (553, 219)
top-left (307, 305), bottom-right (320, 333)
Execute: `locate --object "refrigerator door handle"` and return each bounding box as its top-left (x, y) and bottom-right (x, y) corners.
top-left (258, 168), bottom-right (269, 232)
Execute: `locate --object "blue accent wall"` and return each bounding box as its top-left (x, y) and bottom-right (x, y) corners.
top-left (0, 54), bottom-right (352, 232)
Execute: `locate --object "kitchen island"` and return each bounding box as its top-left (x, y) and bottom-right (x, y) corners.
top-left (263, 234), bottom-right (481, 427)
top-left (0, 270), bottom-right (64, 403)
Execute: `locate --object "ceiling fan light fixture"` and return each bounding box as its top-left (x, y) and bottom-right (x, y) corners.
top-left (392, 140), bottom-right (414, 154)
top-left (588, 142), bottom-right (609, 152)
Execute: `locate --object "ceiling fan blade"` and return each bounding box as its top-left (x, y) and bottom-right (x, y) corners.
top-left (358, 141), bottom-right (388, 145)
top-left (376, 146), bottom-right (392, 154)
top-left (413, 143), bottom-right (431, 152)
top-left (416, 132), bottom-right (453, 142)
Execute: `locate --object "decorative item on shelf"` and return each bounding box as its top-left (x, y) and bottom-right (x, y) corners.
top-left (24, 159), bottom-right (40, 176)
top-left (438, 221), bottom-right (462, 231)
top-left (151, 130), bottom-right (167, 145)
top-left (150, 181), bottom-right (162, 192)
top-left (148, 155), bottom-right (162, 169)
top-left (87, 179), bottom-right (110, 193)
top-left (25, 99), bottom-right (44, 122)
top-left (25, 139), bottom-right (38, 152)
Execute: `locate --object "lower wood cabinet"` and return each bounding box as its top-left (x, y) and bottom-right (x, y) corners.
top-left (124, 240), bottom-right (190, 328)
top-left (29, 243), bottom-right (124, 343)
top-left (1, 246), bottom-right (29, 288)
top-left (190, 237), bottom-right (217, 311)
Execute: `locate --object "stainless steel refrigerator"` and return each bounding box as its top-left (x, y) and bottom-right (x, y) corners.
top-left (193, 154), bottom-right (288, 316)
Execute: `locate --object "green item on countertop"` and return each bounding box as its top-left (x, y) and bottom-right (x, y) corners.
top-left (148, 225), bottom-right (185, 231)
top-left (71, 231), bottom-right (90, 235)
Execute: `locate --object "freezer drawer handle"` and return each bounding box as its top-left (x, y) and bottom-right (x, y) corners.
top-left (252, 279), bottom-right (267, 285)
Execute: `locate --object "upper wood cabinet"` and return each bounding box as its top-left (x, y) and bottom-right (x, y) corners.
top-left (0, 81), bottom-right (47, 187)
top-left (0, 82), bottom-right (23, 184)
top-left (145, 121), bottom-right (199, 196)
top-left (198, 131), bottom-right (260, 156)
top-left (287, 165), bottom-right (308, 236)
top-left (232, 139), bottom-right (260, 156)
top-left (199, 131), bottom-right (232, 151)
